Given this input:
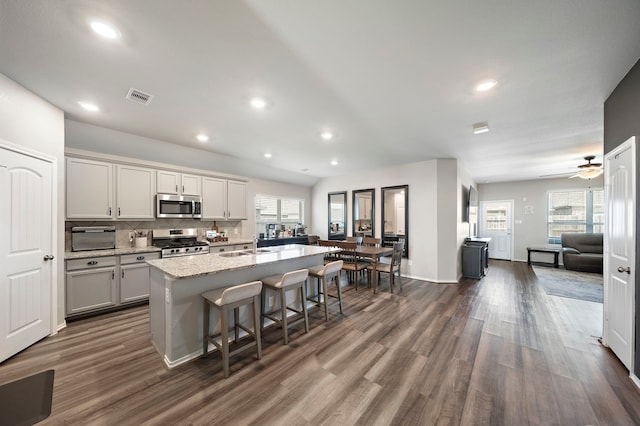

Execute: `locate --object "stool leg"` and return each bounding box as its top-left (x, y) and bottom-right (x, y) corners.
top-left (321, 276), bottom-right (329, 321)
top-left (260, 289), bottom-right (267, 332)
top-left (300, 283), bottom-right (309, 333)
top-left (253, 295), bottom-right (262, 360)
top-left (280, 289), bottom-right (289, 345)
top-left (335, 274), bottom-right (343, 314)
top-left (234, 307), bottom-right (240, 343)
top-left (220, 305), bottom-right (230, 378)
top-left (202, 299), bottom-right (210, 357)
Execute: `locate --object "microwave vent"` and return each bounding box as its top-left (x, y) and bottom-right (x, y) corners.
top-left (126, 88), bottom-right (153, 105)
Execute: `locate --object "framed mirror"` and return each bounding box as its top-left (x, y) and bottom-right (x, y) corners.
top-left (328, 191), bottom-right (347, 240)
top-left (381, 185), bottom-right (409, 257)
top-left (352, 189), bottom-right (375, 238)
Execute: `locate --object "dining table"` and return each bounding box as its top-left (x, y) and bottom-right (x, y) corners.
top-left (353, 245), bottom-right (394, 293)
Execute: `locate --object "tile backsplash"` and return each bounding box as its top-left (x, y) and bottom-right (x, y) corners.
top-left (65, 219), bottom-right (244, 250)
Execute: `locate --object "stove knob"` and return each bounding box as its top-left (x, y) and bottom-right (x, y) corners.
top-left (186, 248), bottom-right (190, 252)
top-left (171, 249), bottom-right (176, 253)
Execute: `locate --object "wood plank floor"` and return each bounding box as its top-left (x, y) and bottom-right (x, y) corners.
top-left (2, 260), bottom-right (639, 425)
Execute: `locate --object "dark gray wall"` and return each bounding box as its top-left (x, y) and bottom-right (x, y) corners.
top-left (603, 57), bottom-right (640, 376)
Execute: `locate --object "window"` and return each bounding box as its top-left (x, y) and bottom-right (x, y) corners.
top-left (547, 189), bottom-right (604, 244)
top-left (255, 195), bottom-right (304, 236)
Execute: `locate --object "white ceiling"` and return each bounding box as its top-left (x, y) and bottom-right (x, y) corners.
top-left (1, 0), bottom-right (639, 185)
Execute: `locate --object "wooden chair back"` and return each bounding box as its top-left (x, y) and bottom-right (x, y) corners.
top-left (346, 236), bottom-right (363, 245)
top-left (390, 242), bottom-right (404, 271)
top-left (307, 235), bottom-right (319, 245)
top-left (362, 237), bottom-right (382, 247)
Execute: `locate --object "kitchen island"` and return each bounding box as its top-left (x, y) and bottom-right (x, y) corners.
top-left (147, 244), bottom-right (338, 368)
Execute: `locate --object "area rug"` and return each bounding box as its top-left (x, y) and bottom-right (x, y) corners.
top-left (532, 266), bottom-right (603, 303)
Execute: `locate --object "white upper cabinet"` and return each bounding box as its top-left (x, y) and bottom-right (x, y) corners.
top-left (227, 180), bottom-right (247, 220)
top-left (66, 158), bottom-right (114, 219)
top-left (202, 178), bottom-right (247, 220)
top-left (116, 165), bottom-right (155, 219)
top-left (156, 170), bottom-right (201, 196)
top-left (201, 177), bottom-right (227, 219)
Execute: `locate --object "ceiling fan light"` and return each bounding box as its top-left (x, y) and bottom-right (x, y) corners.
top-left (577, 168), bottom-right (603, 179)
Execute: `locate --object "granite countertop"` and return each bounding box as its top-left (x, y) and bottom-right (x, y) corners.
top-left (65, 246), bottom-right (162, 260)
top-left (147, 244), bottom-right (339, 280)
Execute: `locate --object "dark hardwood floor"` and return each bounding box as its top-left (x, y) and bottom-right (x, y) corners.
top-left (2, 260), bottom-right (639, 425)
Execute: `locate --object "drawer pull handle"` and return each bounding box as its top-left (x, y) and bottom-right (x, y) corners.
top-left (137, 256), bottom-right (146, 260)
top-left (88, 261), bottom-right (98, 265)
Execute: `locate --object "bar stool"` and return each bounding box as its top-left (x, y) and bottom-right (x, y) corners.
top-left (202, 281), bottom-right (263, 378)
top-left (260, 269), bottom-right (309, 345)
top-left (307, 260), bottom-right (344, 321)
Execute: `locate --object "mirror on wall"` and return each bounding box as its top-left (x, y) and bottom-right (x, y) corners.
top-left (352, 189), bottom-right (375, 238)
top-left (328, 191), bottom-right (347, 240)
top-left (381, 185), bottom-right (409, 257)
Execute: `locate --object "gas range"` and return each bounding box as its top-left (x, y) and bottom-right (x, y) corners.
top-left (152, 228), bottom-right (210, 258)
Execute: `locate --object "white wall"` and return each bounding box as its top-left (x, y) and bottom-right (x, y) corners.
top-left (0, 73), bottom-right (65, 328)
top-left (479, 175), bottom-right (604, 262)
top-left (311, 159), bottom-right (470, 283)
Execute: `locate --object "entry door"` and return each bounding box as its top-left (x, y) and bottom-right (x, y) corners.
top-left (0, 146), bottom-right (54, 362)
top-left (479, 200), bottom-right (513, 260)
top-left (604, 136), bottom-right (636, 371)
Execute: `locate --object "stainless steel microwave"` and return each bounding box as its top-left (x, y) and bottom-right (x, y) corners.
top-left (156, 194), bottom-right (202, 218)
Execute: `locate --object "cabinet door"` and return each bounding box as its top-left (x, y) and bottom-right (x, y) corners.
top-left (66, 267), bottom-right (117, 315)
top-left (227, 181), bottom-right (247, 220)
top-left (120, 263), bottom-right (151, 303)
top-left (201, 177), bottom-right (227, 219)
top-left (181, 174), bottom-right (202, 196)
top-left (66, 157), bottom-right (114, 219)
top-left (117, 165), bottom-right (155, 219)
top-left (156, 170), bottom-right (180, 194)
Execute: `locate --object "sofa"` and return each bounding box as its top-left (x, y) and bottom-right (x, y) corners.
top-left (560, 233), bottom-right (603, 273)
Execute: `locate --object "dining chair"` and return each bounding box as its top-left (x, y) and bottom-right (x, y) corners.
top-left (362, 237), bottom-right (382, 247)
top-left (307, 235), bottom-right (320, 245)
top-left (337, 241), bottom-right (368, 290)
top-left (346, 236), bottom-right (363, 245)
top-left (367, 242), bottom-right (403, 293)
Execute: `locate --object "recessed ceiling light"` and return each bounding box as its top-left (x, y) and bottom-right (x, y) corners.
top-left (89, 20), bottom-right (120, 39)
top-left (264, 153), bottom-right (272, 158)
top-left (78, 101), bottom-right (99, 112)
top-left (330, 160), bottom-right (338, 166)
top-left (473, 122), bottom-right (490, 134)
top-left (196, 134), bottom-right (209, 142)
top-left (320, 131), bottom-right (334, 140)
top-left (250, 97), bottom-right (267, 109)
top-left (475, 79), bottom-right (498, 92)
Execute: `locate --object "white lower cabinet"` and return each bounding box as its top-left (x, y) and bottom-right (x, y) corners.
top-left (66, 256), bottom-right (118, 316)
top-left (120, 252), bottom-right (160, 303)
top-left (65, 252), bottom-right (160, 317)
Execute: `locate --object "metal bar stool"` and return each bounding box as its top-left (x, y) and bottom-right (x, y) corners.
top-left (260, 269), bottom-right (309, 345)
top-left (202, 281), bottom-right (263, 378)
top-left (307, 260), bottom-right (344, 321)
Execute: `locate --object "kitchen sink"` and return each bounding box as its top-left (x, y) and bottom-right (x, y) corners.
top-left (217, 251), bottom-right (249, 258)
top-left (246, 249), bottom-right (273, 254)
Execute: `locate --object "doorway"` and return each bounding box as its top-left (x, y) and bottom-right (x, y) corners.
top-left (479, 200), bottom-right (513, 260)
top-left (603, 136), bottom-right (636, 372)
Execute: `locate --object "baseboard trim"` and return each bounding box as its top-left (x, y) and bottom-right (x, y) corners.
top-left (56, 321), bottom-right (66, 333)
top-left (631, 374), bottom-right (640, 391)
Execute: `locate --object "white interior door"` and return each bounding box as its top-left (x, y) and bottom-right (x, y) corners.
top-left (604, 136), bottom-right (636, 372)
top-left (0, 146), bottom-right (53, 363)
top-left (479, 200), bottom-right (513, 260)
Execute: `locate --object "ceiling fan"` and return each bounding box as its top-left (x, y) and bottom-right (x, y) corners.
top-left (539, 155), bottom-right (603, 179)
top-left (571, 155), bottom-right (603, 179)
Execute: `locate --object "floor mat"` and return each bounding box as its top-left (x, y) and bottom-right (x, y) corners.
top-left (0, 369), bottom-right (54, 425)
top-left (532, 266), bottom-right (603, 303)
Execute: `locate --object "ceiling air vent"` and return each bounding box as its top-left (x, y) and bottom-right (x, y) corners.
top-left (125, 88), bottom-right (153, 105)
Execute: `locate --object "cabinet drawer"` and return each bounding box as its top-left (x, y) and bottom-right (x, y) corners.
top-left (210, 245), bottom-right (235, 253)
top-left (66, 256), bottom-right (117, 271)
top-left (235, 243), bottom-right (251, 251)
top-left (120, 252), bottom-right (161, 265)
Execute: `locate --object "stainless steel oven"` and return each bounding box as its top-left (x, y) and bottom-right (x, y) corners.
top-left (156, 194), bottom-right (202, 219)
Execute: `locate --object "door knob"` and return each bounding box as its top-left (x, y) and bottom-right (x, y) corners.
top-left (43, 255), bottom-right (54, 261)
top-left (617, 266), bottom-right (631, 274)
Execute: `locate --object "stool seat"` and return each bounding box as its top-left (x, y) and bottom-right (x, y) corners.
top-left (261, 269), bottom-right (310, 345)
top-left (202, 281), bottom-right (263, 378)
top-left (307, 260), bottom-right (343, 321)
